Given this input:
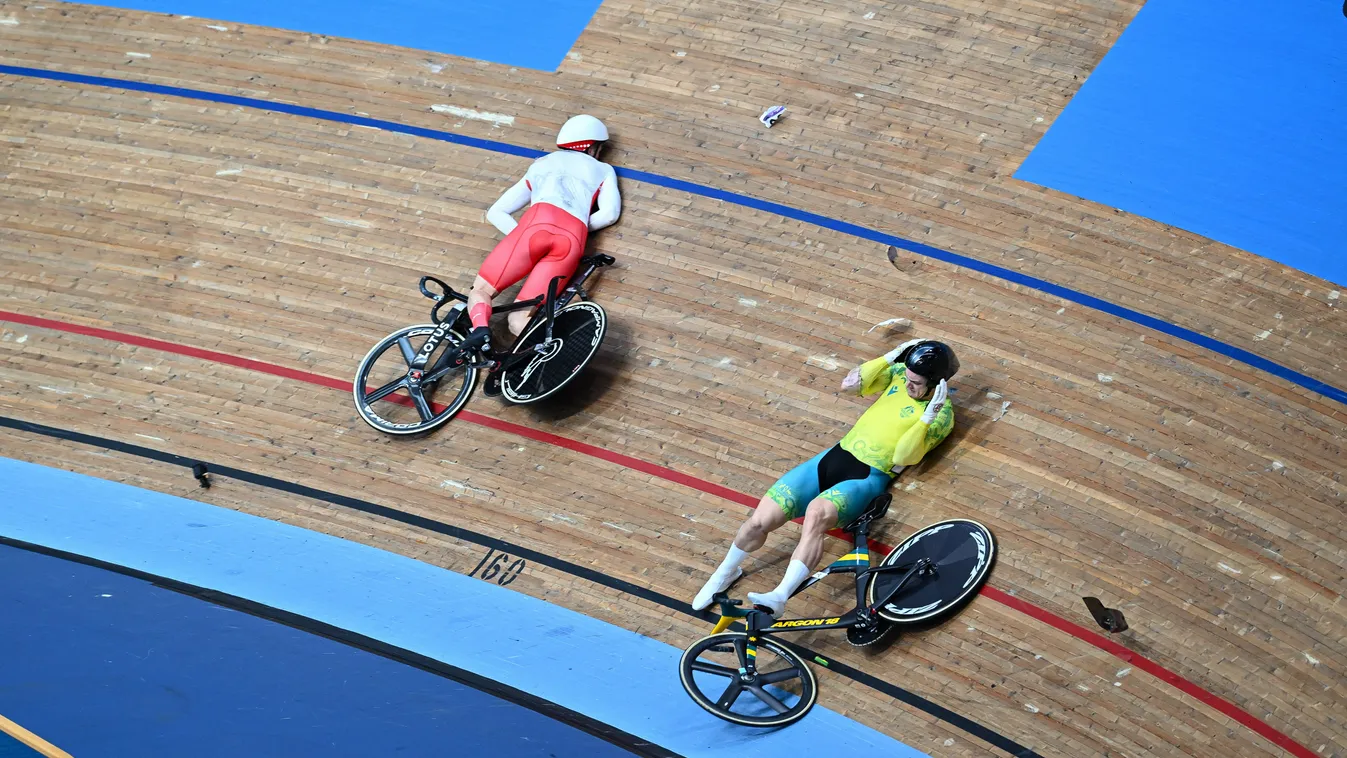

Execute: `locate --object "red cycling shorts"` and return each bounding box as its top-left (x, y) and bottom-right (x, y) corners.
top-left (478, 202), bottom-right (588, 302)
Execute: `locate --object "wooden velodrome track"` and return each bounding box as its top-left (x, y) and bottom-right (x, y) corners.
top-left (1, 1), bottom-right (1343, 756)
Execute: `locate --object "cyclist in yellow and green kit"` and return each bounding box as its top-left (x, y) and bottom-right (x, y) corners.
top-left (691, 339), bottom-right (959, 619)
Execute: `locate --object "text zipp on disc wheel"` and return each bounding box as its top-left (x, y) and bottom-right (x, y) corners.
top-left (866, 519), bottom-right (995, 625)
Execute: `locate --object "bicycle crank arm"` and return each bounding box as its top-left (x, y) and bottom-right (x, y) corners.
top-left (419, 352), bottom-right (496, 383)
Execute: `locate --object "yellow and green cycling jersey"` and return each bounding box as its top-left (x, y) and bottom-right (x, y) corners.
top-left (838, 357), bottom-right (955, 473)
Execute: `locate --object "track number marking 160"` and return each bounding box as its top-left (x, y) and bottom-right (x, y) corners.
top-left (468, 548), bottom-right (525, 587)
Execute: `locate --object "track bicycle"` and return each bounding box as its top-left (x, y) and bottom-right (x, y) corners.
top-left (353, 254), bottom-right (615, 435)
top-left (679, 493), bottom-right (996, 727)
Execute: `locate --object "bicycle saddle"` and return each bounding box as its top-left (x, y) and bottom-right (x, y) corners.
top-left (842, 493), bottom-right (892, 532)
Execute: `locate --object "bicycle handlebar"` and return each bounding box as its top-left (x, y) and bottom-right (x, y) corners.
top-left (419, 276), bottom-right (469, 325)
top-left (419, 276), bottom-right (466, 303)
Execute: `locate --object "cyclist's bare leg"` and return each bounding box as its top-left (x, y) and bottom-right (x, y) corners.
top-left (506, 307), bottom-right (532, 337)
top-left (789, 498), bottom-right (838, 569)
top-left (747, 498), bottom-right (837, 615)
top-left (466, 275), bottom-right (498, 327)
top-left (691, 495), bottom-right (789, 610)
top-left (734, 495), bottom-right (791, 551)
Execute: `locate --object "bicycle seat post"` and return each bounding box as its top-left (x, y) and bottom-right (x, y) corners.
top-left (850, 516), bottom-right (871, 551)
top-left (849, 516), bottom-right (872, 614)
top-left (542, 275), bottom-right (564, 344)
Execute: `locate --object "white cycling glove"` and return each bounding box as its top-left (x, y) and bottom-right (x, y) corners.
top-left (883, 338), bottom-right (924, 364)
top-left (920, 379), bottom-right (948, 424)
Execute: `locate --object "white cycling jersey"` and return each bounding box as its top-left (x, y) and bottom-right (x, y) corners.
top-left (486, 150), bottom-right (621, 235)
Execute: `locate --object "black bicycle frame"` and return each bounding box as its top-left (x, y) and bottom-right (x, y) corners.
top-left (417, 255), bottom-right (609, 380)
top-left (742, 517), bottom-right (931, 635)
top-left (710, 514), bottom-right (935, 683)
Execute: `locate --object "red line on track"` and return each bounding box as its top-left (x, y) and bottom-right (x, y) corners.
top-left (0, 309), bottom-right (1314, 758)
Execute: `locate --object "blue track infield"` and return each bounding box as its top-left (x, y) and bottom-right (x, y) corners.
top-left (0, 544), bottom-right (639, 758)
top-left (0, 733), bottom-right (43, 758)
top-left (1017, 0), bottom-right (1347, 287)
top-left (2, 64), bottom-right (1341, 408)
top-left (65, 0), bottom-right (604, 71)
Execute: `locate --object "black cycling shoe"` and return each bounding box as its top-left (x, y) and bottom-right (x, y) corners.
top-left (459, 326), bottom-right (492, 354)
top-left (482, 370), bottom-right (503, 398)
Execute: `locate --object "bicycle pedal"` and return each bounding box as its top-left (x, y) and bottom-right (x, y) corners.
top-left (712, 592), bottom-right (741, 607)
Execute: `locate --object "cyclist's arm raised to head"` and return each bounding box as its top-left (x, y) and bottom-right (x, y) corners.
top-left (844, 356), bottom-right (898, 397)
top-left (587, 164), bottom-right (621, 231)
top-left (890, 402), bottom-right (954, 468)
top-left (487, 177), bottom-right (532, 235)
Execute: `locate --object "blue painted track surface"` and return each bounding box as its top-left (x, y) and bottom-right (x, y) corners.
top-left (1017, 0), bottom-right (1347, 287)
top-left (70, 0), bottom-right (604, 71)
top-left (0, 543), bottom-right (636, 757)
top-left (0, 457), bottom-right (929, 757)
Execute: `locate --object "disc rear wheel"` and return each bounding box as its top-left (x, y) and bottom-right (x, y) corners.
top-left (866, 519), bottom-right (996, 625)
top-left (501, 301), bottom-right (606, 404)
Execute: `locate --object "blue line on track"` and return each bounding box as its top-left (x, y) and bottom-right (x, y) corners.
top-left (2, 63), bottom-right (1342, 407)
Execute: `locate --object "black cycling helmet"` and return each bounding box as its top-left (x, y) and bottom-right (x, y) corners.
top-left (899, 341), bottom-right (959, 382)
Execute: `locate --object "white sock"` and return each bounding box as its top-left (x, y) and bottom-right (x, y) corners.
top-left (769, 560), bottom-right (812, 599)
top-left (693, 543), bottom-right (752, 611)
top-left (714, 544), bottom-right (750, 577)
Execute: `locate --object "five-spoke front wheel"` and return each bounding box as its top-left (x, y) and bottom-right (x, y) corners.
top-left (352, 324), bottom-right (478, 435)
top-left (678, 632), bottom-right (818, 727)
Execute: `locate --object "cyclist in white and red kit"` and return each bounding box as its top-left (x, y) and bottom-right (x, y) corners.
top-left (462, 114), bottom-right (621, 353)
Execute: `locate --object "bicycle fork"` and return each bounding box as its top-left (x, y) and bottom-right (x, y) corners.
top-left (735, 635), bottom-right (761, 688)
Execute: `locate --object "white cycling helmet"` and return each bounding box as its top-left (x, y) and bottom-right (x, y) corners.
top-left (556, 114), bottom-right (608, 151)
